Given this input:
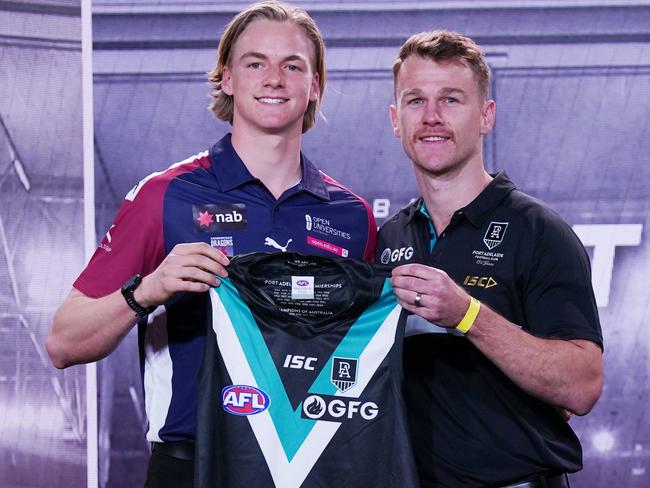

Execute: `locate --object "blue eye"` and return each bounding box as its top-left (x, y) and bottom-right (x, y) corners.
top-left (407, 98), bottom-right (423, 105)
top-left (248, 62), bottom-right (262, 69)
top-left (445, 97), bottom-right (458, 104)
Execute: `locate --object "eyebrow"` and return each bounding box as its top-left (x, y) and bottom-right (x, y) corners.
top-left (399, 88), bottom-right (423, 100)
top-left (239, 51), bottom-right (309, 64)
top-left (440, 87), bottom-right (466, 96)
top-left (399, 87), bottom-right (467, 100)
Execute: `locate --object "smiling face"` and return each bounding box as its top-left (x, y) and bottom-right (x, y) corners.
top-left (220, 19), bottom-right (320, 138)
top-left (390, 55), bottom-right (495, 178)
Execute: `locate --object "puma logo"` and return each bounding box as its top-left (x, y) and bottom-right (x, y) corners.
top-left (264, 237), bottom-right (293, 253)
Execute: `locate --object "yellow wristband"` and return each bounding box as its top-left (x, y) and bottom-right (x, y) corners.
top-left (455, 297), bottom-right (481, 334)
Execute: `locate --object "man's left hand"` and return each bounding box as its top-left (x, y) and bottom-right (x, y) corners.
top-left (390, 263), bottom-right (471, 328)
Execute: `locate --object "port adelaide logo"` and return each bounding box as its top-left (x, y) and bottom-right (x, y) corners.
top-left (331, 357), bottom-right (357, 392)
top-left (222, 385), bottom-right (270, 416)
top-left (483, 222), bottom-right (508, 250)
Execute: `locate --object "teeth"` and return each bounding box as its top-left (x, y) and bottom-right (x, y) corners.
top-left (421, 136), bottom-right (448, 141)
top-left (258, 97), bottom-right (286, 104)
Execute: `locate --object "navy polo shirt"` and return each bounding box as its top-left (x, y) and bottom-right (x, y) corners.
top-left (75, 134), bottom-right (377, 442)
top-left (376, 172), bottom-right (602, 486)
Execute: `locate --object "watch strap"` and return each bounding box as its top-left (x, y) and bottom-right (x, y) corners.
top-left (121, 274), bottom-right (156, 318)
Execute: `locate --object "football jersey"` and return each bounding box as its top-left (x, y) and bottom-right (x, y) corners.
top-left (195, 252), bottom-right (418, 488)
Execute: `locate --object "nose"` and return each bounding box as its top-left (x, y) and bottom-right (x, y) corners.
top-left (422, 104), bottom-right (443, 126)
top-left (264, 64), bottom-right (285, 88)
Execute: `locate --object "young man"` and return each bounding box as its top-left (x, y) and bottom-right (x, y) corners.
top-left (46, 2), bottom-right (376, 487)
top-left (378, 30), bottom-right (603, 487)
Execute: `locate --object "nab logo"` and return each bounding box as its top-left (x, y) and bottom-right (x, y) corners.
top-left (484, 222), bottom-right (508, 250)
top-left (222, 385), bottom-right (270, 416)
top-left (283, 354), bottom-right (317, 370)
top-left (214, 210), bottom-right (243, 223)
top-left (193, 203), bottom-right (247, 231)
top-left (380, 247), bottom-right (414, 264)
top-left (463, 276), bottom-right (497, 289)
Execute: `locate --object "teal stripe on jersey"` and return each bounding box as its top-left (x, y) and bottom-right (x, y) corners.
top-left (420, 203), bottom-right (438, 252)
top-left (216, 278), bottom-right (315, 460)
top-left (308, 280), bottom-right (396, 395)
top-left (215, 277), bottom-right (398, 462)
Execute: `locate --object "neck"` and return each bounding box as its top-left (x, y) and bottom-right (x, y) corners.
top-left (416, 162), bottom-right (492, 235)
top-left (231, 128), bottom-right (303, 199)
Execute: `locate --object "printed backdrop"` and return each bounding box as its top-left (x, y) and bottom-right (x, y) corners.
top-left (1, 1), bottom-right (648, 487)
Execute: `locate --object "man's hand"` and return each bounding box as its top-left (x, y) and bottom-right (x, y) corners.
top-left (390, 263), bottom-right (470, 328)
top-left (135, 242), bottom-right (230, 307)
top-left (391, 265), bottom-right (603, 415)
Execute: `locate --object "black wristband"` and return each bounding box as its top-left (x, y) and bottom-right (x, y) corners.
top-left (121, 274), bottom-right (156, 318)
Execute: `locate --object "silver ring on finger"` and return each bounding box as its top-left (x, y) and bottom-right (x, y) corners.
top-left (414, 292), bottom-right (423, 307)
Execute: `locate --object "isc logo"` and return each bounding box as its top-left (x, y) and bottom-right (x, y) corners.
top-left (283, 354), bottom-right (317, 370)
top-left (463, 276), bottom-right (497, 289)
top-left (222, 385), bottom-right (270, 416)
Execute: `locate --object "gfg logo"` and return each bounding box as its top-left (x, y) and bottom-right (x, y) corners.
top-left (301, 394), bottom-right (379, 421)
top-left (222, 385), bottom-right (270, 416)
top-left (380, 247), bottom-right (414, 264)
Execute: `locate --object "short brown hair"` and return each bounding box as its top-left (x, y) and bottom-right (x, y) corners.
top-left (392, 30), bottom-right (490, 99)
top-left (207, 1), bottom-right (326, 133)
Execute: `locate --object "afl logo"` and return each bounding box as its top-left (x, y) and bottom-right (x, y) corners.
top-left (295, 280), bottom-right (310, 286)
top-left (222, 385), bottom-right (270, 416)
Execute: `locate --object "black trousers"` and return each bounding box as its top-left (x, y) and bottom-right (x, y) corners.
top-left (144, 448), bottom-right (194, 488)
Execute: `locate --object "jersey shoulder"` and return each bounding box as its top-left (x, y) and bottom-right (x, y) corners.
top-left (124, 150), bottom-right (211, 203)
top-left (505, 189), bottom-right (580, 245)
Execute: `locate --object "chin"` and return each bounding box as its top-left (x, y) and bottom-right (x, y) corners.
top-left (414, 161), bottom-right (457, 178)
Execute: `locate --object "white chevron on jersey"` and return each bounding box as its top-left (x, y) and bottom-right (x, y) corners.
top-left (143, 306), bottom-right (173, 442)
top-left (209, 288), bottom-right (402, 488)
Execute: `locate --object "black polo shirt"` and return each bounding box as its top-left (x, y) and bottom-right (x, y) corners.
top-left (376, 172), bottom-right (602, 487)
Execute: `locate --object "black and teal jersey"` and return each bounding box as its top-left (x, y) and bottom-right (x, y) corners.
top-left (195, 252), bottom-right (417, 488)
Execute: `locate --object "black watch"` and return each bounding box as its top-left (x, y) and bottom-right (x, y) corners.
top-left (121, 274), bottom-right (156, 318)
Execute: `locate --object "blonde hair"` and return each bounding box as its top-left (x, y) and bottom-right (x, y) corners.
top-left (393, 30), bottom-right (490, 99)
top-left (207, 1), bottom-right (326, 133)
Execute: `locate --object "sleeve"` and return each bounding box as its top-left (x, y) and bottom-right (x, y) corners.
top-left (520, 212), bottom-right (603, 348)
top-left (73, 179), bottom-right (167, 298)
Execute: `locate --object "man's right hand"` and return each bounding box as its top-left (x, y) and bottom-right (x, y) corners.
top-left (135, 242), bottom-right (230, 308)
top-left (46, 242), bottom-right (230, 368)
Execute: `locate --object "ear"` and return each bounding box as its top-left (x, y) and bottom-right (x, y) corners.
top-left (309, 72), bottom-right (320, 102)
top-left (480, 99), bottom-right (496, 135)
top-left (389, 104), bottom-right (400, 138)
top-left (221, 66), bottom-right (234, 96)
